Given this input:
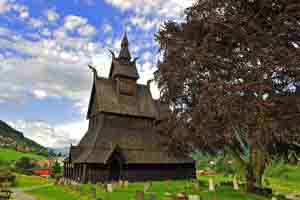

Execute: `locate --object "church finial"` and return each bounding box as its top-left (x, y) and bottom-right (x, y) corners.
top-left (118, 26), bottom-right (131, 60)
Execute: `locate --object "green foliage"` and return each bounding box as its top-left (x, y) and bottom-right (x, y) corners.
top-left (52, 161), bottom-right (61, 176)
top-left (15, 157), bottom-right (37, 174)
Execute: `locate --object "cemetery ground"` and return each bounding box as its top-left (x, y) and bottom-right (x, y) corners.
top-left (10, 164), bottom-right (300, 200)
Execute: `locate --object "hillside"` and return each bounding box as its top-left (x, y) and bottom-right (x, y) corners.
top-left (0, 148), bottom-right (45, 161)
top-left (0, 120), bottom-right (50, 157)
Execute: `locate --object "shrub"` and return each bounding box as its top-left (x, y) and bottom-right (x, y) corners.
top-left (15, 157), bottom-right (36, 174)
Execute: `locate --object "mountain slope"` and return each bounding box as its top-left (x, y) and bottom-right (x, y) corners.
top-left (0, 120), bottom-right (50, 157)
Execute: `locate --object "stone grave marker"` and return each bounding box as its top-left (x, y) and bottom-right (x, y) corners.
top-left (124, 180), bottom-right (129, 188)
top-left (209, 178), bottom-right (215, 191)
top-left (106, 183), bottom-right (113, 193)
top-left (233, 177), bottom-right (239, 190)
top-left (144, 182), bottom-right (152, 193)
top-left (118, 180), bottom-right (123, 187)
top-left (188, 195), bottom-right (200, 200)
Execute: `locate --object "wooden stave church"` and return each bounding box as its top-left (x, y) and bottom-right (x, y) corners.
top-left (64, 32), bottom-right (196, 183)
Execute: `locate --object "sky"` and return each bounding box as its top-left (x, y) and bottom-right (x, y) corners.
top-left (0, 0), bottom-right (195, 148)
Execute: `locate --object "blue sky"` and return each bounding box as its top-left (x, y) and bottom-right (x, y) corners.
top-left (0, 0), bottom-right (194, 148)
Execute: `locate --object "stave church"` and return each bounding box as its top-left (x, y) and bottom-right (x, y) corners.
top-left (63, 32), bottom-right (196, 183)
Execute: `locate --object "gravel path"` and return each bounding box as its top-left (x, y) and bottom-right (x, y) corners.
top-left (12, 191), bottom-right (37, 200)
top-left (11, 184), bottom-right (53, 200)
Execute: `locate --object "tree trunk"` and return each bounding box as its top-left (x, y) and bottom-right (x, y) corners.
top-left (246, 144), bottom-right (266, 193)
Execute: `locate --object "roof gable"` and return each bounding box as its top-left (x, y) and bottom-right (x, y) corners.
top-left (92, 78), bottom-right (158, 118)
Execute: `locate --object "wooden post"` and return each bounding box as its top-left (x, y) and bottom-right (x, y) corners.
top-left (82, 164), bottom-right (87, 183)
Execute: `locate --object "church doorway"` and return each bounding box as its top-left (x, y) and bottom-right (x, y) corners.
top-left (108, 158), bottom-right (121, 181)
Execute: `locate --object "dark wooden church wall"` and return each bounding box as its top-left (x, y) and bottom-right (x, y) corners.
top-left (86, 164), bottom-right (108, 183)
top-left (123, 164), bottom-right (196, 182)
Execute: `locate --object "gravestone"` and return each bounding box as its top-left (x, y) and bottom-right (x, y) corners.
top-left (144, 182), bottom-right (152, 193)
top-left (106, 183), bottom-right (113, 192)
top-left (233, 177), bottom-right (239, 190)
top-left (209, 178), bottom-right (215, 191)
top-left (118, 180), bottom-right (123, 187)
top-left (124, 180), bottom-right (129, 188)
top-left (136, 191), bottom-right (144, 200)
top-left (188, 195), bottom-right (200, 200)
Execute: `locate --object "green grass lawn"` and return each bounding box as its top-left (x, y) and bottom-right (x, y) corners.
top-left (15, 164), bottom-right (300, 200)
top-left (15, 175), bottom-right (268, 200)
top-left (28, 186), bottom-right (86, 200)
top-left (15, 175), bottom-right (53, 188)
top-left (0, 148), bottom-right (45, 161)
top-left (264, 164), bottom-right (300, 194)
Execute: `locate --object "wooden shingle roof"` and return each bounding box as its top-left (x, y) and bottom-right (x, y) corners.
top-left (87, 77), bottom-right (158, 119)
top-left (72, 128), bottom-right (194, 164)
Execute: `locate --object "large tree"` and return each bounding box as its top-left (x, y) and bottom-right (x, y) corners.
top-left (155, 0), bottom-right (300, 192)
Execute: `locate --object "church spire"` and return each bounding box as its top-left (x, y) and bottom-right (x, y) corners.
top-left (118, 31), bottom-right (131, 61)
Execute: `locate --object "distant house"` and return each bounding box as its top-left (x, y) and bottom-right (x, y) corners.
top-left (53, 157), bottom-right (65, 166)
top-left (31, 168), bottom-right (52, 177)
top-left (36, 159), bottom-right (55, 168)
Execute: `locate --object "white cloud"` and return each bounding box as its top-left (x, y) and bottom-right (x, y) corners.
top-left (0, 26), bottom-right (111, 111)
top-left (12, 4), bottom-right (29, 19)
top-left (64, 15), bottom-right (87, 30)
top-left (102, 23), bottom-right (113, 33)
top-left (130, 15), bottom-right (159, 31)
top-left (32, 89), bottom-right (48, 100)
top-left (78, 24), bottom-right (96, 37)
top-left (142, 51), bottom-right (152, 61)
top-left (28, 18), bottom-right (43, 28)
top-left (0, 0), bottom-right (12, 14)
top-left (44, 9), bottom-right (59, 22)
top-left (105, 0), bottom-right (194, 19)
top-left (62, 15), bottom-right (96, 37)
top-left (0, 0), bottom-right (31, 19)
top-left (8, 120), bottom-right (88, 148)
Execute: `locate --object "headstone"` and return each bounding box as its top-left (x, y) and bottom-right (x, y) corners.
top-left (124, 180), bottom-right (129, 188)
top-left (106, 183), bottom-right (113, 193)
top-left (144, 182), bottom-right (152, 193)
top-left (165, 192), bottom-right (172, 196)
top-left (136, 191), bottom-right (144, 200)
top-left (177, 193), bottom-right (184, 197)
top-left (209, 178), bottom-right (215, 191)
top-left (118, 180), bottom-right (123, 187)
top-left (233, 177), bottom-right (239, 190)
top-left (188, 195), bottom-right (200, 200)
